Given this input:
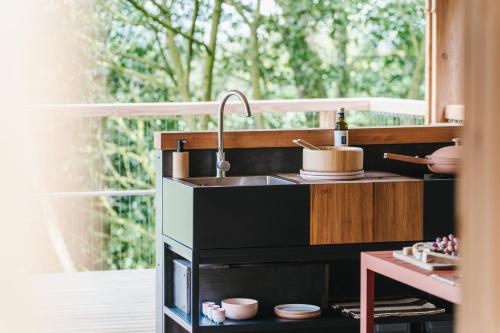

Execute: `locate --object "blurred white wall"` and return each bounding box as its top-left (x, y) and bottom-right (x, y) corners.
top-left (0, 1), bottom-right (90, 331)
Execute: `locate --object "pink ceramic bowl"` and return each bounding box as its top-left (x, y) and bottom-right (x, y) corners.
top-left (221, 298), bottom-right (258, 320)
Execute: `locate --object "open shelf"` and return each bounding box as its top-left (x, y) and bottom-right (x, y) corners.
top-left (199, 312), bottom-right (353, 333)
top-left (164, 306), bottom-right (192, 332)
top-left (197, 242), bottom-right (417, 265)
top-left (164, 235), bottom-right (193, 261)
top-left (196, 310), bottom-right (454, 333)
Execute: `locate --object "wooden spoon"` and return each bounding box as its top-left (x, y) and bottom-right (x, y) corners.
top-left (292, 139), bottom-right (321, 150)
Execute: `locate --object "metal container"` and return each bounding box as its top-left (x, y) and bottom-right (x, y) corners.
top-left (173, 259), bottom-right (191, 315)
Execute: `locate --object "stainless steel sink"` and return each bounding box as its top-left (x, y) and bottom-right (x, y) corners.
top-left (180, 175), bottom-right (295, 187)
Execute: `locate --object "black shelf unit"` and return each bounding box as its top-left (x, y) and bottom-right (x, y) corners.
top-left (198, 312), bottom-right (454, 333)
top-left (159, 236), bottom-right (454, 333)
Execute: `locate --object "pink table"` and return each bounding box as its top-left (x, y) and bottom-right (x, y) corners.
top-left (360, 251), bottom-right (460, 333)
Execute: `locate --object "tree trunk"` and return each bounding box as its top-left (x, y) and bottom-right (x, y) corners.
top-left (249, 0), bottom-right (265, 128)
top-left (320, 6), bottom-right (349, 128)
top-left (250, 22), bottom-right (261, 98)
top-left (165, 31), bottom-right (188, 100)
top-left (335, 8), bottom-right (349, 98)
top-left (406, 37), bottom-right (425, 99)
top-left (202, 0), bottom-right (222, 101)
top-left (185, 0), bottom-right (200, 94)
top-left (164, 22), bottom-right (196, 130)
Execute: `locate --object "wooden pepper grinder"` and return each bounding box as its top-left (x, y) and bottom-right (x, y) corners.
top-left (172, 139), bottom-right (189, 178)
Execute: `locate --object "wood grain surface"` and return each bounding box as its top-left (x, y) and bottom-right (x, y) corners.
top-left (459, 1), bottom-right (500, 331)
top-left (303, 146), bottom-right (363, 172)
top-left (310, 183), bottom-right (373, 245)
top-left (373, 181), bottom-right (423, 242)
top-left (154, 125), bottom-right (461, 150)
top-left (33, 269), bottom-right (155, 333)
top-left (309, 176), bottom-right (423, 245)
top-left (431, 0), bottom-right (465, 123)
top-left (172, 152), bottom-right (189, 178)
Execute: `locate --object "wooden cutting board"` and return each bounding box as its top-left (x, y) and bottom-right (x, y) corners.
top-left (393, 250), bottom-right (458, 271)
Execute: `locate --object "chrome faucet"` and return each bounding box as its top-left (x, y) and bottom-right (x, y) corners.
top-left (216, 90), bottom-right (252, 178)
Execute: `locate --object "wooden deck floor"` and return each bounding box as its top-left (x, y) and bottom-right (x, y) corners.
top-left (33, 269), bottom-right (155, 333)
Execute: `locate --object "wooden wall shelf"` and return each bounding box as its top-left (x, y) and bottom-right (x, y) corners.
top-left (154, 125), bottom-right (461, 150)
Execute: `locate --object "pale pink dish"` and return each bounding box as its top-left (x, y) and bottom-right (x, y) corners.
top-left (221, 298), bottom-right (258, 320)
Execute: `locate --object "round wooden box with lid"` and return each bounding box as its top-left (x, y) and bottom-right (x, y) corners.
top-left (302, 146), bottom-right (363, 173)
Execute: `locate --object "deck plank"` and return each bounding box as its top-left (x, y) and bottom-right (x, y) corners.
top-left (33, 269), bottom-right (155, 333)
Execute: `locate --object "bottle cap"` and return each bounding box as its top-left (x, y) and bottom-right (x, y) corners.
top-left (177, 139), bottom-right (188, 152)
top-left (337, 107), bottom-right (345, 118)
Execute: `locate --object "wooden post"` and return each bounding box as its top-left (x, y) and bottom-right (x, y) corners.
top-left (430, 0), bottom-right (466, 123)
top-left (425, 0), bottom-right (434, 125)
top-left (319, 111), bottom-right (336, 128)
top-left (458, 1), bottom-right (500, 332)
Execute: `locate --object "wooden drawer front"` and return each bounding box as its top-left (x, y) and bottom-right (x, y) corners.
top-left (373, 181), bottom-right (423, 242)
top-left (310, 183), bottom-right (373, 245)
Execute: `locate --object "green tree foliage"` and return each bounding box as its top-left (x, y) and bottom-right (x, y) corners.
top-left (72, 0), bottom-right (426, 269)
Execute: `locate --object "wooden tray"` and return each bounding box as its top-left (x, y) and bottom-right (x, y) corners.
top-left (393, 251), bottom-right (458, 271)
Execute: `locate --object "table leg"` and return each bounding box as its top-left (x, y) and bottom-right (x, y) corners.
top-left (360, 261), bottom-right (374, 333)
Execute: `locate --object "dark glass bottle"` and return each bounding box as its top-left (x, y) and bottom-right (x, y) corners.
top-left (334, 107), bottom-right (349, 146)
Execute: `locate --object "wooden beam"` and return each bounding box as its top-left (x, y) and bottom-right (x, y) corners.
top-left (369, 98), bottom-right (426, 116)
top-left (38, 98), bottom-right (371, 118)
top-left (458, 1), bottom-right (500, 332)
top-left (431, 0), bottom-right (466, 123)
top-left (425, 0), bottom-right (434, 124)
top-left (36, 97), bottom-right (431, 118)
top-left (154, 125), bottom-right (462, 150)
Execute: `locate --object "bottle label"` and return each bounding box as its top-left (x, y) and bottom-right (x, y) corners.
top-left (334, 130), bottom-right (348, 146)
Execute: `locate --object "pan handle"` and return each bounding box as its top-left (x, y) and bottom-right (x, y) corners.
top-left (383, 153), bottom-right (430, 165)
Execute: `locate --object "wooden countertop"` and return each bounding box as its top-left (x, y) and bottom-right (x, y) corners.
top-left (278, 171), bottom-right (421, 184)
top-left (154, 125), bottom-right (461, 150)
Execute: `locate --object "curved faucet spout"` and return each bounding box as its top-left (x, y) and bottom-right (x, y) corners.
top-left (217, 90), bottom-right (252, 155)
top-left (216, 90), bottom-right (252, 178)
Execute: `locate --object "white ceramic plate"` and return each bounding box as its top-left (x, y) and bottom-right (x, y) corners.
top-left (274, 304), bottom-right (321, 314)
top-left (299, 172), bottom-right (364, 180)
top-left (300, 169), bottom-right (364, 176)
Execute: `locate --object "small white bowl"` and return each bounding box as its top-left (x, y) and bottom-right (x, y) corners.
top-left (207, 304), bottom-right (219, 320)
top-left (212, 308), bottom-right (226, 324)
top-left (202, 302), bottom-right (215, 316)
top-left (221, 298), bottom-right (258, 320)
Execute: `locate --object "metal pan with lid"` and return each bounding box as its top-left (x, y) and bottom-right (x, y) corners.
top-left (384, 138), bottom-right (462, 174)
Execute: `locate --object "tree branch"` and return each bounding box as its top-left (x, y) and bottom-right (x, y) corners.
top-left (227, 0), bottom-right (252, 25)
top-left (103, 61), bottom-right (171, 89)
top-left (123, 0), bottom-right (212, 55)
top-left (151, 28), bottom-right (178, 86)
top-left (185, 0), bottom-right (200, 87)
top-left (202, 0), bottom-right (223, 101)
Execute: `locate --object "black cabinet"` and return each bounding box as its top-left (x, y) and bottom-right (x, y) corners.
top-left (163, 178), bottom-right (310, 249)
top-left (424, 178), bottom-right (456, 240)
